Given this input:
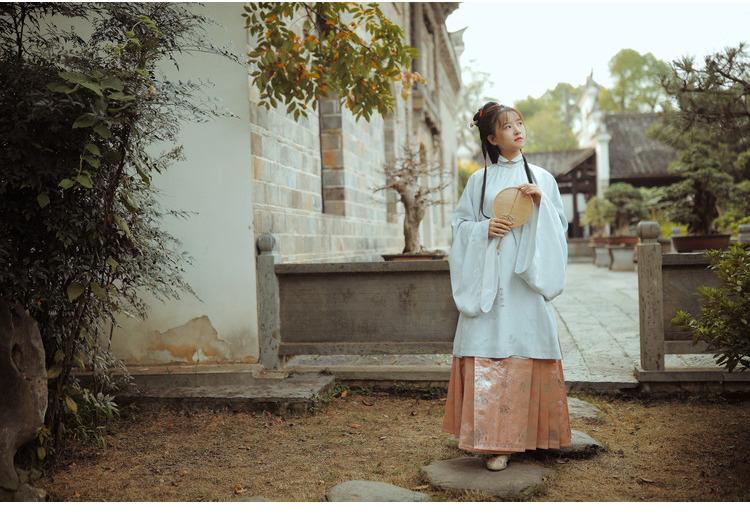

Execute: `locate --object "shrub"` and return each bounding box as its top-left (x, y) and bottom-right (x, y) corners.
top-left (0, 3), bottom-right (233, 457)
top-left (673, 244), bottom-right (750, 372)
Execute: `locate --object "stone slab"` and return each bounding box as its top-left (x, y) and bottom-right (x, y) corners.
top-left (555, 430), bottom-right (606, 455)
top-left (116, 373), bottom-right (335, 416)
top-left (567, 397), bottom-right (602, 420)
top-left (325, 480), bottom-right (430, 502)
top-left (420, 457), bottom-right (551, 499)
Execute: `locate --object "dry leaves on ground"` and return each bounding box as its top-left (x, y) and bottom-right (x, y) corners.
top-left (37, 391), bottom-right (750, 502)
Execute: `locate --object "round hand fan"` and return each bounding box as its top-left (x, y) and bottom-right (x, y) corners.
top-left (492, 187), bottom-right (534, 227)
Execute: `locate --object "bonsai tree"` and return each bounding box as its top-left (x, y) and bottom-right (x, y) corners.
top-left (603, 182), bottom-right (649, 236)
top-left (713, 179), bottom-right (750, 236)
top-left (580, 196), bottom-right (615, 238)
top-left (375, 144), bottom-right (449, 254)
top-left (662, 144), bottom-right (733, 235)
top-left (673, 244), bottom-right (750, 372)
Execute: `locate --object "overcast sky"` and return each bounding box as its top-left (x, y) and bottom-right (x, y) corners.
top-left (445, 1), bottom-right (750, 106)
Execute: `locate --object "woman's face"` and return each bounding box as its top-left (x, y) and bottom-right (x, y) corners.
top-left (487, 110), bottom-right (526, 159)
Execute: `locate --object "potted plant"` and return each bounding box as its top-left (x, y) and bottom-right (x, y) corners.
top-left (602, 182), bottom-right (648, 244)
top-left (581, 196), bottom-right (615, 266)
top-left (375, 143), bottom-right (450, 259)
top-left (672, 243), bottom-right (750, 372)
top-left (663, 144), bottom-right (733, 252)
top-left (581, 196), bottom-right (615, 240)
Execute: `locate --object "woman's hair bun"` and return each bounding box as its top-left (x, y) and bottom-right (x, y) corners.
top-left (469, 108), bottom-right (482, 128)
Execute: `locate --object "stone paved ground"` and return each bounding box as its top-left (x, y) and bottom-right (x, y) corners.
top-left (556, 262), bottom-right (710, 383)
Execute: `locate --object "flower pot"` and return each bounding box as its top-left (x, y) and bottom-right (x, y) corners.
top-left (589, 236), bottom-right (639, 246)
top-left (671, 234), bottom-right (731, 253)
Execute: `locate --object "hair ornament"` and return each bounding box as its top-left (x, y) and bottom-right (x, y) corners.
top-left (469, 108), bottom-right (483, 128)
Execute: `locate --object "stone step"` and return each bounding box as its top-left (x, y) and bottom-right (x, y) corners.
top-left (421, 429), bottom-right (605, 499)
top-left (282, 364), bottom-right (639, 393)
top-left (421, 457), bottom-right (552, 499)
top-left (325, 481), bottom-right (431, 502)
top-left (115, 372), bottom-right (335, 416)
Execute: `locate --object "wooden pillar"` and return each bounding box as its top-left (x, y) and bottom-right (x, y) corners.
top-left (571, 170), bottom-right (580, 238)
top-left (637, 221), bottom-right (665, 371)
top-left (256, 233), bottom-right (282, 369)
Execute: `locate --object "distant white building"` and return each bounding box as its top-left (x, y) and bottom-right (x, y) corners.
top-left (526, 74), bottom-right (678, 238)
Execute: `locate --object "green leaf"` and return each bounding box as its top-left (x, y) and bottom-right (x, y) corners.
top-left (101, 77), bottom-right (124, 91)
top-left (81, 81), bottom-right (103, 97)
top-left (59, 178), bottom-right (75, 189)
top-left (47, 365), bottom-right (62, 380)
top-left (135, 68), bottom-right (149, 78)
top-left (94, 96), bottom-right (108, 114)
top-left (83, 155), bottom-right (101, 168)
top-left (106, 257), bottom-right (120, 270)
top-left (67, 282), bottom-right (86, 301)
top-left (46, 81), bottom-right (76, 94)
top-left (108, 102), bottom-right (132, 113)
top-left (135, 163), bottom-right (151, 185)
top-left (36, 447), bottom-right (46, 460)
top-left (94, 124), bottom-right (112, 138)
top-left (59, 71), bottom-right (90, 84)
top-left (113, 215), bottom-right (131, 237)
top-left (73, 353), bottom-right (86, 370)
top-left (108, 91), bottom-right (136, 101)
top-left (64, 395), bottom-right (78, 414)
top-left (53, 349), bottom-right (65, 363)
top-left (85, 143), bottom-right (102, 156)
top-left (90, 282), bottom-right (107, 301)
top-left (72, 114), bottom-right (98, 129)
top-left (121, 191), bottom-right (139, 213)
top-left (37, 192), bottom-right (50, 208)
top-left (76, 173), bottom-right (93, 188)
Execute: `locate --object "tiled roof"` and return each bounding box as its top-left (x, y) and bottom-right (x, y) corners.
top-left (606, 113), bottom-right (679, 179)
top-left (524, 148), bottom-right (595, 177)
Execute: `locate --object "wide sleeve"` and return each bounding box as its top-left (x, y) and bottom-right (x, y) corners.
top-left (514, 171), bottom-right (568, 301)
top-left (448, 175), bottom-right (500, 317)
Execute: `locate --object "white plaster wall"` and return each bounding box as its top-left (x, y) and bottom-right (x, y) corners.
top-left (112, 3), bottom-right (259, 365)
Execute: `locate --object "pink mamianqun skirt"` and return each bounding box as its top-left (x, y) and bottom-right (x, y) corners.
top-left (442, 356), bottom-right (572, 454)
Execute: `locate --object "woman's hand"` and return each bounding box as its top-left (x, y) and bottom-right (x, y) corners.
top-left (519, 183), bottom-right (542, 204)
top-left (488, 217), bottom-right (512, 238)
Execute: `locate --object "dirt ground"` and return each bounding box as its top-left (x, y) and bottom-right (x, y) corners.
top-left (36, 387), bottom-right (750, 502)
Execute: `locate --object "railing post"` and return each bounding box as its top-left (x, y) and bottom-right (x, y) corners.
top-left (739, 224), bottom-right (750, 245)
top-left (637, 221), bottom-right (665, 371)
top-left (256, 233), bottom-right (282, 369)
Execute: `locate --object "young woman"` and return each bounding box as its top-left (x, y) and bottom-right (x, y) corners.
top-left (442, 102), bottom-right (572, 471)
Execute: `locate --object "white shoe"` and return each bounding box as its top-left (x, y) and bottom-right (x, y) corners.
top-left (486, 454), bottom-right (509, 471)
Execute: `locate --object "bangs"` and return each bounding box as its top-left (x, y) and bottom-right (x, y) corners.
top-left (496, 107), bottom-right (523, 127)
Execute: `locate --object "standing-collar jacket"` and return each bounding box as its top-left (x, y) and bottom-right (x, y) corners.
top-left (448, 157), bottom-right (568, 360)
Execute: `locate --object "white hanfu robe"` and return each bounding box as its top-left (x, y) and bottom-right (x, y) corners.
top-left (448, 154), bottom-right (568, 360)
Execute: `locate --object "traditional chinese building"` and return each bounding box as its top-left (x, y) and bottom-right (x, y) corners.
top-left (109, 3), bottom-right (464, 367)
top-left (526, 75), bottom-right (679, 238)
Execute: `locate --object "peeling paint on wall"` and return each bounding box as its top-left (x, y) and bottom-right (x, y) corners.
top-left (148, 315), bottom-right (233, 364)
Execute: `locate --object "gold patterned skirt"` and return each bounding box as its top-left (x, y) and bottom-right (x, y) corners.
top-left (442, 356), bottom-right (572, 454)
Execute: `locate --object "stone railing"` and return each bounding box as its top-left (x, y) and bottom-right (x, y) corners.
top-left (636, 221), bottom-right (750, 387)
top-left (256, 233), bottom-right (457, 369)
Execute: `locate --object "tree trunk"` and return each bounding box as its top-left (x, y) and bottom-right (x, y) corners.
top-left (402, 201), bottom-right (424, 254)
